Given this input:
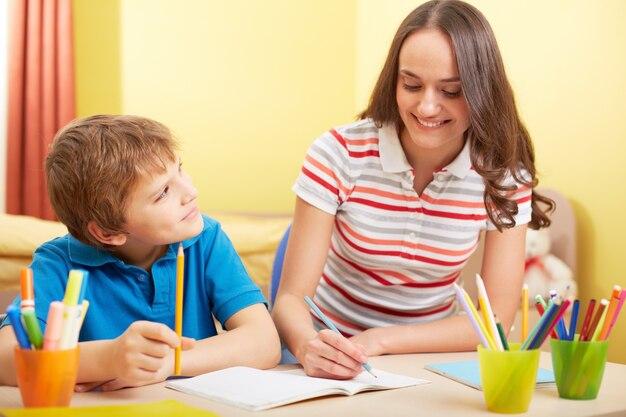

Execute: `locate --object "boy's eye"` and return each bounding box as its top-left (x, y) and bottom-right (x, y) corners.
top-left (156, 186), bottom-right (169, 201)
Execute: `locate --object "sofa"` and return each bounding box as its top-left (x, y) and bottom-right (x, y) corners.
top-left (0, 212), bottom-right (292, 310)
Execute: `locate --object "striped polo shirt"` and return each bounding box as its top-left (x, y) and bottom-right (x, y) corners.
top-left (293, 119), bottom-right (532, 336)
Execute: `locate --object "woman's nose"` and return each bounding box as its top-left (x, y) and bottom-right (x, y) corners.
top-left (417, 89), bottom-right (440, 117)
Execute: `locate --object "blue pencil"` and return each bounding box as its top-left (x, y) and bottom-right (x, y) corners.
top-left (568, 299), bottom-right (580, 341)
top-left (304, 296), bottom-right (376, 377)
top-left (6, 306), bottom-right (31, 349)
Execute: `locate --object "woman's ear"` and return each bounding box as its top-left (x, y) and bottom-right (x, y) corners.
top-left (87, 221), bottom-right (127, 246)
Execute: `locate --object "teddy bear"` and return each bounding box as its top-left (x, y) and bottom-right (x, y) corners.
top-left (524, 228), bottom-right (576, 302)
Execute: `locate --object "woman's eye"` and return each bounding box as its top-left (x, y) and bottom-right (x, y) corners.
top-left (402, 83), bottom-right (422, 92)
top-left (443, 89), bottom-right (462, 97)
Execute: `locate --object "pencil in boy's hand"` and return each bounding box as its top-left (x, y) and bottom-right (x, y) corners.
top-left (304, 296), bottom-right (377, 378)
top-left (175, 243), bottom-right (185, 376)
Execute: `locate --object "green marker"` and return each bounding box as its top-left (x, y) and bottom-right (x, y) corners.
top-left (22, 309), bottom-right (43, 349)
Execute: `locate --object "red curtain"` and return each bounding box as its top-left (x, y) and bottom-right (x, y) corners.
top-left (6, 0), bottom-right (75, 220)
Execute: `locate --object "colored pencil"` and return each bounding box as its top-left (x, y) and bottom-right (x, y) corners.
top-left (604, 289), bottom-right (626, 340)
top-left (495, 318), bottom-right (509, 350)
top-left (583, 299), bottom-right (608, 341)
top-left (522, 284), bottom-right (528, 342)
top-left (476, 274), bottom-right (503, 350)
top-left (568, 299), bottom-right (580, 341)
top-left (304, 296), bottom-right (377, 377)
top-left (579, 299), bottom-right (596, 341)
top-left (598, 286), bottom-right (622, 340)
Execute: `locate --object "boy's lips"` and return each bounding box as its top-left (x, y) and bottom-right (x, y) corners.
top-left (182, 206), bottom-right (199, 222)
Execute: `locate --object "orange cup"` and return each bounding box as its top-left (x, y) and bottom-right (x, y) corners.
top-left (14, 346), bottom-right (79, 407)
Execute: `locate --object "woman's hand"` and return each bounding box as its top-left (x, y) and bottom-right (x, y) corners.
top-left (298, 329), bottom-right (368, 380)
top-left (349, 328), bottom-right (386, 357)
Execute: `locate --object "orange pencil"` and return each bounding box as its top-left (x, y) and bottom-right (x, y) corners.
top-left (598, 286), bottom-right (622, 340)
top-left (175, 243), bottom-right (185, 375)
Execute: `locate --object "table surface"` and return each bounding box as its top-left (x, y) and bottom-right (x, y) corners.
top-left (1, 350), bottom-right (625, 417)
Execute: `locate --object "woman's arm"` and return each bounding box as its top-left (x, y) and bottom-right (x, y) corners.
top-left (349, 224), bottom-right (527, 355)
top-left (271, 197), bottom-right (367, 379)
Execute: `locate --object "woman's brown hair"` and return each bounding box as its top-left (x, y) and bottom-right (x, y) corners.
top-left (359, 0), bottom-right (553, 230)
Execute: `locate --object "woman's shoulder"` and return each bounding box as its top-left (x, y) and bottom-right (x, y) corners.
top-left (313, 119), bottom-right (382, 153)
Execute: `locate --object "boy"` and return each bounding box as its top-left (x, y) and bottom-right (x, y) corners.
top-left (0, 115), bottom-right (280, 390)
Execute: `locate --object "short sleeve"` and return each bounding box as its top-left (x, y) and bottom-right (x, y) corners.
top-left (485, 171), bottom-right (533, 231)
top-left (292, 129), bottom-right (352, 215)
top-left (202, 222), bottom-right (266, 326)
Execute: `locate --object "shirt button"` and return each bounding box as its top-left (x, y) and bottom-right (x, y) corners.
top-left (436, 173), bottom-right (445, 181)
top-left (138, 275), bottom-right (146, 282)
top-left (409, 232), bottom-right (416, 240)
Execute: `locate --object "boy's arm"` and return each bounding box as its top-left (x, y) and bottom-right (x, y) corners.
top-left (184, 303), bottom-right (280, 372)
top-left (96, 304), bottom-right (280, 392)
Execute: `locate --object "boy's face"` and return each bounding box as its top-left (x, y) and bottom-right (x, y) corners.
top-left (123, 157), bottom-right (204, 246)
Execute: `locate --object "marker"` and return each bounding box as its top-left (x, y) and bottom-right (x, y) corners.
top-left (305, 296), bottom-right (377, 377)
top-left (59, 270), bottom-right (84, 349)
top-left (6, 306), bottom-right (31, 349)
top-left (20, 268), bottom-right (34, 311)
top-left (42, 301), bottom-right (65, 350)
top-left (522, 284), bottom-right (529, 342)
top-left (22, 309), bottom-right (43, 349)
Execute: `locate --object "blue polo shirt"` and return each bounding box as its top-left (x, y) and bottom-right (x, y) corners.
top-left (3, 215), bottom-right (266, 341)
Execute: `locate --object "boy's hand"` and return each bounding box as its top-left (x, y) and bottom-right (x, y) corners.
top-left (87, 321), bottom-right (194, 391)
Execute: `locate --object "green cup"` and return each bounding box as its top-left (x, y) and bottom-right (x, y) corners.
top-left (550, 337), bottom-right (608, 400)
top-left (478, 343), bottom-right (540, 414)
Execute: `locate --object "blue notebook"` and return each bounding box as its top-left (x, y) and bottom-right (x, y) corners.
top-left (424, 360), bottom-right (555, 391)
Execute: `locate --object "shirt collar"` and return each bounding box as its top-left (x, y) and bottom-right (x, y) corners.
top-left (378, 124), bottom-right (412, 173)
top-left (67, 226), bottom-right (203, 267)
top-left (378, 123), bottom-right (472, 178)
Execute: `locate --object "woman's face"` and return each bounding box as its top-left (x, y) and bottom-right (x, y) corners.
top-left (396, 28), bottom-right (470, 153)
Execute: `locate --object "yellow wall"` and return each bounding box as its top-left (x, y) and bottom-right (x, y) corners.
top-left (72, 0), bottom-right (121, 115)
top-left (357, 0), bottom-right (626, 363)
top-left (119, 0), bottom-right (356, 213)
top-left (74, 0), bottom-right (626, 363)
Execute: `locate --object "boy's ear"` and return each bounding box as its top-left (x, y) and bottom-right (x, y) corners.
top-left (87, 221), bottom-right (127, 246)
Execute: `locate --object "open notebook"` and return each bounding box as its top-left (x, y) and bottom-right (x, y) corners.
top-left (424, 359), bottom-right (555, 390)
top-left (166, 366), bottom-right (429, 411)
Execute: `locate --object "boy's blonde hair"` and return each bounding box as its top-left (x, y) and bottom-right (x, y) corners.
top-left (46, 114), bottom-right (178, 248)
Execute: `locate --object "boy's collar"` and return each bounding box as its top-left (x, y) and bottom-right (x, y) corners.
top-left (67, 231), bottom-right (202, 267)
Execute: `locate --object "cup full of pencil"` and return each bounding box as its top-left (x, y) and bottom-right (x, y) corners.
top-left (478, 343), bottom-right (540, 414)
top-left (550, 337), bottom-right (607, 400)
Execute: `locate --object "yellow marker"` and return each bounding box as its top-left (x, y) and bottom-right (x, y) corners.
top-left (175, 243), bottom-right (185, 375)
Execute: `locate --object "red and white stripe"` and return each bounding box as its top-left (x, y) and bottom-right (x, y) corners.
top-left (293, 119), bottom-right (532, 336)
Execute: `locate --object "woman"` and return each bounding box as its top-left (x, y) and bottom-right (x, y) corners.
top-left (272, 0), bottom-right (553, 380)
